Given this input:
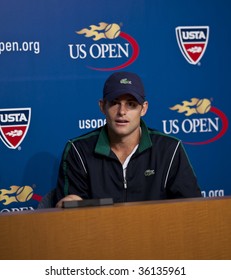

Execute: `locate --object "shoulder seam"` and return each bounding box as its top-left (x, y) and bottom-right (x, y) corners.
top-left (68, 140), bottom-right (88, 174)
top-left (164, 140), bottom-right (181, 189)
top-left (149, 130), bottom-right (179, 141)
top-left (71, 130), bottom-right (100, 142)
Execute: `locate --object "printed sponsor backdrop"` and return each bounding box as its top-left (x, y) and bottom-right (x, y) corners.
top-left (0, 0), bottom-right (230, 212)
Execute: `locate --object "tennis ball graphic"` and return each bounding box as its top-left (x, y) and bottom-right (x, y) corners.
top-left (15, 185), bottom-right (33, 202)
top-left (196, 98), bottom-right (211, 114)
top-left (104, 23), bottom-right (121, 39)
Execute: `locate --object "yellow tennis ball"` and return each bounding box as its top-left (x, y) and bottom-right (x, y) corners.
top-left (196, 99), bottom-right (211, 114)
top-left (104, 23), bottom-right (121, 39)
top-left (16, 186), bottom-right (33, 202)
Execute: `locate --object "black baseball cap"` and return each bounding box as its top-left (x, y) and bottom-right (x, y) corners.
top-left (103, 72), bottom-right (145, 104)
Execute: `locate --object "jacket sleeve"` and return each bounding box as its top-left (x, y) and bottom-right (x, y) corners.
top-left (165, 141), bottom-right (202, 198)
top-left (54, 141), bottom-right (90, 205)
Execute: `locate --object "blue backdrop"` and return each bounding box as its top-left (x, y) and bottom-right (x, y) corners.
top-left (0, 0), bottom-right (230, 211)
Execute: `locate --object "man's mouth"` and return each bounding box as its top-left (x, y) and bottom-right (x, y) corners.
top-left (115, 119), bottom-right (129, 124)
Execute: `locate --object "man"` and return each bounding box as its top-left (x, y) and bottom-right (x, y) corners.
top-left (54, 72), bottom-right (201, 207)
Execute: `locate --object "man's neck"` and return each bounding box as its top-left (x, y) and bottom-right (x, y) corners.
top-left (108, 127), bottom-right (141, 164)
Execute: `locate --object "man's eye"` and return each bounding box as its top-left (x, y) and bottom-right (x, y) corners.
top-left (109, 101), bottom-right (119, 107)
top-left (108, 100), bottom-right (139, 109)
top-left (127, 101), bottom-right (138, 109)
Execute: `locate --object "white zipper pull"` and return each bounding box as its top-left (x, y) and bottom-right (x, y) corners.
top-left (124, 178), bottom-right (127, 189)
top-left (123, 166), bottom-right (127, 189)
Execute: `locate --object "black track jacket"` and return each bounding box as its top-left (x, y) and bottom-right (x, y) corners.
top-left (54, 120), bottom-right (201, 204)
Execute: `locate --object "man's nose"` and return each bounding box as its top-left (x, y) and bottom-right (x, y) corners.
top-left (117, 103), bottom-right (127, 115)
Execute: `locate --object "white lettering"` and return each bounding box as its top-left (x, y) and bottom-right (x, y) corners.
top-left (207, 117), bottom-right (219, 131)
top-left (201, 189), bottom-right (224, 197)
top-left (117, 43), bottom-right (129, 57)
top-left (182, 119), bottom-right (192, 133)
top-left (181, 118), bottom-right (220, 133)
top-left (0, 113), bottom-right (27, 123)
top-left (0, 206), bottom-right (34, 213)
top-left (70, 43), bottom-right (130, 60)
top-left (79, 118), bottom-right (106, 130)
top-left (100, 44), bottom-right (110, 58)
top-left (68, 44), bottom-right (87, 59)
top-left (182, 31), bottom-right (206, 40)
top-left (162, 119), bottom-right (179, 134)
top-left (0, 41), bottom-right (40, 54)
top-left (90, 44), bottom-right (101, 58)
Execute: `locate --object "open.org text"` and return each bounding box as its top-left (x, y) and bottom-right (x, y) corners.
top-left (0, 41), bottom-right (40, 55)
top-left (201, 189), bottom-right (224, 197)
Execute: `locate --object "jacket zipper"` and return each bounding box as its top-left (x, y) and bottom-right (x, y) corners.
top-left (124, 177), bottom-right (127, 202)
top-left (121, 144), bottom-right (138, 202)
top-left (123, 172), bottom-right (127, 202)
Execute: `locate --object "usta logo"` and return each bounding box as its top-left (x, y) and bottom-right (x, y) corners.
top-left (0, 108), bottom-right (31, 149)
top-left (175, 26), bottom-right (209, 65)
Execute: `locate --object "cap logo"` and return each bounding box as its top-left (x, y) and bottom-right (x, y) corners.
top-left (120, 78), bottom-right (132, 85)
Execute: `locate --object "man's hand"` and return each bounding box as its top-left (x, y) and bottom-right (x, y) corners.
top-left (56, 194), bottom-right (83, 208)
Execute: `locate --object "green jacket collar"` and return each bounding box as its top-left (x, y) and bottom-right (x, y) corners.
top-left (95, 119), bottom-right (152, 156)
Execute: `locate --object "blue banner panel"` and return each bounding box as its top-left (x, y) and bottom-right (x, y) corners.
top-left (0, 0), bottom-right (230, 212)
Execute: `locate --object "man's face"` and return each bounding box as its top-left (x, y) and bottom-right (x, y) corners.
top-left (99, 94), bottom-right (148, 138)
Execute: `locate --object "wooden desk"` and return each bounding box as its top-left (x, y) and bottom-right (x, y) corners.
top-left (0, 196), bottom-right (231, 260)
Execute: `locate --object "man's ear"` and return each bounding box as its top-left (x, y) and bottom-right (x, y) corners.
top-left (99, 99), bottom-right (106, 114)
top-left (141, 101), bottom-right (148, 117)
